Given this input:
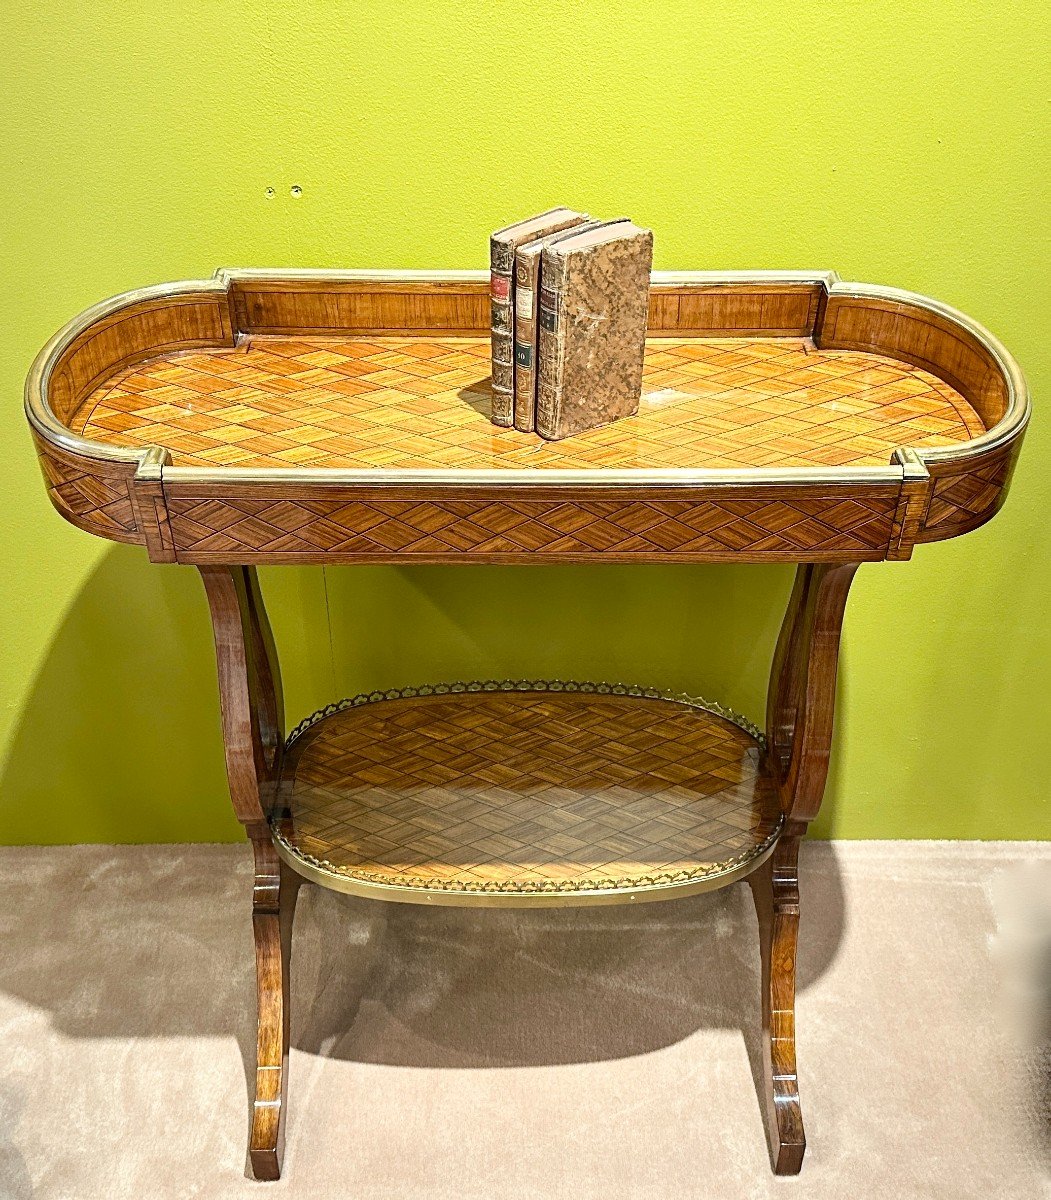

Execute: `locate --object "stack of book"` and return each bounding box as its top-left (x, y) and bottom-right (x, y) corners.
top-left (489, 208), bottom-right (653, 440)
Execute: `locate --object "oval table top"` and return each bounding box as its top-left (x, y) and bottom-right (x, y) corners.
top-left (25, 270), bottom-right (1029, 565)
top-left (73, 334), bottom-right (985, 474)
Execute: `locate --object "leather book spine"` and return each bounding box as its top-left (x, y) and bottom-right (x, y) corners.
top-left (535, 251), bottom-right (568, 439)
top-left (513, 252), bottom-right (541, 432)
top-left (489, 237), bottom-right (515, 427)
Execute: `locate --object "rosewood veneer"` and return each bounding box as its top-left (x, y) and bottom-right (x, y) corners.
top-left (25, 269), bottom-right (1029, 1179)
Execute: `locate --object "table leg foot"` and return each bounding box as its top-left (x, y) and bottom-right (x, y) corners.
top-left (249, 837), bottom-right (301, 1182)
top-left (748, 828), bottom-right (805, 1175)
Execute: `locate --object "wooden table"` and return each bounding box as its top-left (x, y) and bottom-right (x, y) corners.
top-left (26, 269), bottom-right (1029, 1179)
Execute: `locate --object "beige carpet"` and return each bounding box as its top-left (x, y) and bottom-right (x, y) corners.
top-left (0, 842), bottom-right (1047, 1200)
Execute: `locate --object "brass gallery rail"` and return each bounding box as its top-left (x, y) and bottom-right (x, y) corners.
top-left (24, 270), bottom-right (1030, 1179)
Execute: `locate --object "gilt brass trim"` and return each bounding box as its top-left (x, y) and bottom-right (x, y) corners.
top-left (283, 678), bottom-right (767, 747)
top-left (25, 268), bottom-right (1028, 494)
top-left (828, 281), bottom-right (1029, 460)
top-left (271, 680), bottom-right (779, 908)
top-left (272, 825), bottom-right (782, 908)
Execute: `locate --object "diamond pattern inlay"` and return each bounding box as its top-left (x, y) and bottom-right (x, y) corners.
top-left (925, 455), bottom-right (1014, 528)
top-left (273, 689), bottom-right (783, 897)
top-left (75, 334), bottom-right (985, 472)
top-left (36, 449), bottom-right (137, 537)
top-left (166, 493), bottom-right (897, 558)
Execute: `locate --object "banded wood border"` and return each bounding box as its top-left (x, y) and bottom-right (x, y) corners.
top-left (25, 270), bottom-right (1029, 563)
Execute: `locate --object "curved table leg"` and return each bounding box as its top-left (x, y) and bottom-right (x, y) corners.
top-left (748, 827), bottom-right (804, 1173)
top-left (250, 837), bottom-right (301, 1181)
top-left (752, 561), bottom-right (859, 1174)
top-left (198, 566), bottom-right (297, 1180)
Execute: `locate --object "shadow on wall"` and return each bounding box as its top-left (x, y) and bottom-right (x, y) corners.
top-left (2, 543), bottom-right (859, 845)
top-left (0, 545), bottom-right (241, 844)
top-left (0, 543), bottom-right (338, 844)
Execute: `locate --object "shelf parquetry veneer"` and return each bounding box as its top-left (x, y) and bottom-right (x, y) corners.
top-left (24, 268), bottom-right (1030, 1181)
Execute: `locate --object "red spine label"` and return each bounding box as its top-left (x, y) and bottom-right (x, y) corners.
top-left (490, 273), bottom-right (511, 301)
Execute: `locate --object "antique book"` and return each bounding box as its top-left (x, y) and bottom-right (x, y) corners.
top-left (512, 220), bottom-right (605, 432)
top-left (489, 208), bottom-right (586, 426)
top-left (536, 221), bottom-right (654, 440)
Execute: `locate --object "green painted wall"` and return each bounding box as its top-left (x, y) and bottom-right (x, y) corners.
top-left (2, 2), bottom-right (1048, 844)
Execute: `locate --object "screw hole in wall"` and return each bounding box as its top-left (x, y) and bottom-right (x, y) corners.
top-left (291, 185), bottom-right (303, 198)
top-left (264, 187), bottom-right (275, 199)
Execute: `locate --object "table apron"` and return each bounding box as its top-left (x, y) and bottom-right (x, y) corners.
top-left (155, 482), bottom-right (904, 566)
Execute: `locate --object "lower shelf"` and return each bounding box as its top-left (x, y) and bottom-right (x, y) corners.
top-left (271, 683), bottom-right (783, 907)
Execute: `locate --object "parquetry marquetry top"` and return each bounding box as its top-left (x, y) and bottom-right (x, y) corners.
top-left (272, 685), bottom-right (783, 905)
top-left (26, 270), bottom-right (1029, 565)
top-left (75, 336), bottom-right (983, 473)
